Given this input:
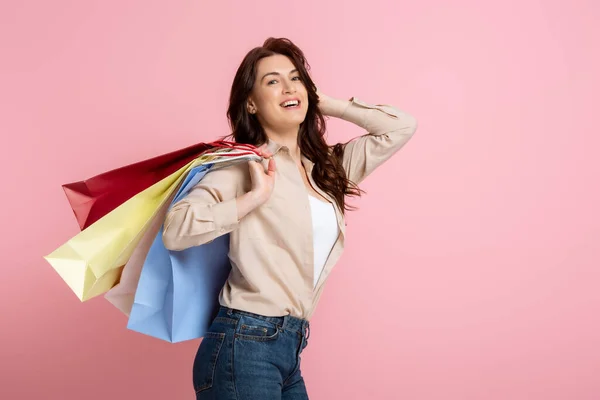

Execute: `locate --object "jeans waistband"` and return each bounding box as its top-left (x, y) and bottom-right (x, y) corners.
top-left (218, 306), bottom-right (310, 339)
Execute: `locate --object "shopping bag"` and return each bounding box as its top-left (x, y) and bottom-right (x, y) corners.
top-left (45, 146), bottom-right (261, 302)
top-left (103, 192), bottom-right (175, 316)
top-left (126, 163), bottom-right (235, 343)
top-left (103, 152), bottom-right (261, 316)
top-left (63, 141), bottom-right (259, 230)
top-left (44, 156), bottom-right (211, 301)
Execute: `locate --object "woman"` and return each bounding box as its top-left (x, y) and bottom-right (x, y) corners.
top-left (162, 37), bottom-right (417, 399)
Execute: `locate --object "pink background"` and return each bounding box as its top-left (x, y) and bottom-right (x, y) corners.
top-left (1, 0), bottom-right (599, 399)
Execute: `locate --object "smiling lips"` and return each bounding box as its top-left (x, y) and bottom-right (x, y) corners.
top-left (280, 99), bottom-right (301, 109)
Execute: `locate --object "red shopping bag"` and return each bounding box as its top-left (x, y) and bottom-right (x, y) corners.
top-left (62, 141), bottom-right (260, 230)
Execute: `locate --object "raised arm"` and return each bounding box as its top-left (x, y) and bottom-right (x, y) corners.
top-left (319, 93), bottom-right (418, 185)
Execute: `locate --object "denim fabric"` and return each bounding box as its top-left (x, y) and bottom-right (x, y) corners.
top-left (193, 306), bottom-right (311, 399)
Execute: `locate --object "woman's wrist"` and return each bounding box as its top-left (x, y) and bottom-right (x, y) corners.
top-left (318, 95), bottom-right (350, 118)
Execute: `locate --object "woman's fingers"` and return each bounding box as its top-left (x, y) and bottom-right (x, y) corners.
top-left (266, 158), bottom-right (276, 177)
top-left (257, 143), bottom-right (273, 159)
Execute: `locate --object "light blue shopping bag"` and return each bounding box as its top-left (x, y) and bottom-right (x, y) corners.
top-left (126, 163), bottom-right (233, 343)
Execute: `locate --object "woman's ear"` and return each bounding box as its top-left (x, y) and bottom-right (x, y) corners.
top-left (247, 98), bottom-right (257, 114)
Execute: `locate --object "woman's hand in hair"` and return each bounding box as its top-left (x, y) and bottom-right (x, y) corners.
top-left (315, 86), bottom-right (330, 111)
top-left (315, 86), bottom-right (344, 117)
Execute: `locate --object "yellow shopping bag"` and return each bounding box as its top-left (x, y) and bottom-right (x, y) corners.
top-left (44, 155), bottom-right (212, 301)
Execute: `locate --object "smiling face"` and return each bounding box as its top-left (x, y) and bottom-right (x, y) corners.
top-left (247, 54), bottom-right (309, 132)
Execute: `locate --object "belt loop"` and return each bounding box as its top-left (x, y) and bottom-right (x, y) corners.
top-left (281, 315), bottom-right (289, 331)
top-left (227, 308), bottom-right (233, 316)
top-left (305, 322), bottom-right (310, 340)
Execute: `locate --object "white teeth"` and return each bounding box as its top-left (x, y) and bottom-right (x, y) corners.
top-left (281, 100), bottom-right (299, 107)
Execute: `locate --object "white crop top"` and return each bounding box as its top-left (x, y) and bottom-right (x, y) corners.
top-left (308, 194), bottom-right (339, 288)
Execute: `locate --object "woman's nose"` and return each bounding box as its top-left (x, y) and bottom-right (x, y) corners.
top-left (282, 80), bottom-right (296, 94)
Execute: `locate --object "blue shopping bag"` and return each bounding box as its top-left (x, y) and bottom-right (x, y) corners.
top-left (126, 163), bottom-right (233, 343)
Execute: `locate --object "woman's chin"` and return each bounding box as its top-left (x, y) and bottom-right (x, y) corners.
top-left (273, 115), bottom-right (307, 129)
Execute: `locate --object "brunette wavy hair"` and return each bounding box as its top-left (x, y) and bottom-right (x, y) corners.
top-left (222, 37), bottom-right (363, 214)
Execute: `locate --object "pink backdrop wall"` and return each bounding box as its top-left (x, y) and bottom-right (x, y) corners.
top-left (1, 1), bottom-right (599, 399)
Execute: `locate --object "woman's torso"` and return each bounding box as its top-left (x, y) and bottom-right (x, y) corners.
top-left (218, 139), bottom-right (346, 321)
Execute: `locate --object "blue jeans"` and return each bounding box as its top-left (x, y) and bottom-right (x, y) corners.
top-left (193, 306), bottom-right (311, 399)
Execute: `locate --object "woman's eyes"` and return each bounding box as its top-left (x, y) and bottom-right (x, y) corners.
top-left (268, 76), bottom-right (301, 85)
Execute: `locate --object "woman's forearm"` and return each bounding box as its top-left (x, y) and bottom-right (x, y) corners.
top-left (236, 190), bottom-right (266, 221)
top-left (317, 95), bottom-right (351, 118)
top-left (319, 93), bottom-right (416, 136)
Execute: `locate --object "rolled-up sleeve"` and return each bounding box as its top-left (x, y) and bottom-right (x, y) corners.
top-left (335, 97), bottom-right (418, 185)
top-left (162, 164), bottom-right (243, 251)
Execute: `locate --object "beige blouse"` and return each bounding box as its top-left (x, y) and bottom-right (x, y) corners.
top-left (162, 96), bottom-right (418, 321)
